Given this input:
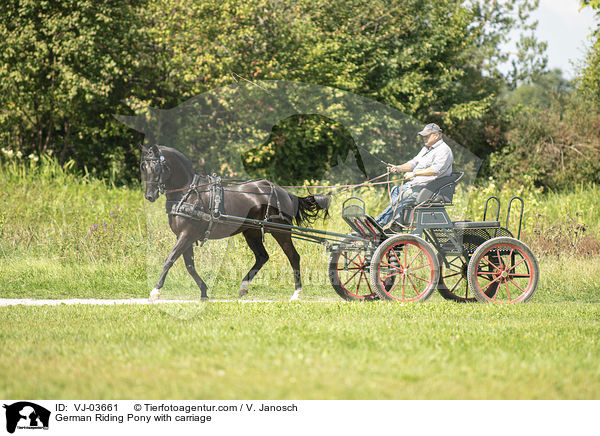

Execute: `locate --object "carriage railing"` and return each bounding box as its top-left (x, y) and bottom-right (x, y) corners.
top-left (506, 196), bottom-right (524, 240)
top-left (483, 195), bottom-right (524, 240)
top-left (483, 196), bottom-right (501, 222)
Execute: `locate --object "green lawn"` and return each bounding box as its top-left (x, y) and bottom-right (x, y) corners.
top-left (0, 302), bottom-right (598, 399)
top-left (1, 251), bottom-right (600, 304)
top-left (1, 160), bottom-right (599, 399)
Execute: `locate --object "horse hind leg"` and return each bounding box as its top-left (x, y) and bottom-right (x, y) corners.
top-left (239, 230), bottom-right (269, 298)
top-left (183, 246), bottom-right (209, 300)
top-left (271, 231), bottom-right (302, 301)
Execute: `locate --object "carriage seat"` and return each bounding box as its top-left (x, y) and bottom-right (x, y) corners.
top-left (453, 220), bottom-right (501, 229)
top-left (397, 172), bottom-right (463, 228)
top-left (414, 171), bottom-right (463, 206)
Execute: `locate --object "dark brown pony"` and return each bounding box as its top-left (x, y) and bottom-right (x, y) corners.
top-left (140, 144), bottom-right (330, 301)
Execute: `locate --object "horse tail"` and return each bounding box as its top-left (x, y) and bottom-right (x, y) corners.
top-left (294, 194), bottom-right (331, 226)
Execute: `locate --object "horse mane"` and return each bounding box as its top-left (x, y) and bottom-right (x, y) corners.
top-left (159, 146), bottom-right (197, 175)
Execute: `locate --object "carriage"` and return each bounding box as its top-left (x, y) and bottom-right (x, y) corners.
top-left (141, 145), bottom-right (539, 304)
top-left (328, 172), bottom-right (539, 304)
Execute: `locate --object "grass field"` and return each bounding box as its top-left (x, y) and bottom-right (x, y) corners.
top-left (1, 302), bottom-right (598, 399)
top-left (0, 157), bottom-right (599, 399)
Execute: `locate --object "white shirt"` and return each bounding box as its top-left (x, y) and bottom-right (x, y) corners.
top-left (406, 139), bottom-right (453, 186)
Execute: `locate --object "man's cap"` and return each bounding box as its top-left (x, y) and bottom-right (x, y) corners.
top-left (418, 123), bottom-right (442, 136)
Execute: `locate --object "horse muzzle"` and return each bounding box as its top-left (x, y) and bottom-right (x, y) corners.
top-left (145, 189), bottom-right (159, 202)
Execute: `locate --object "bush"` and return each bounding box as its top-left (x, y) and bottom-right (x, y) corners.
top-left (488, 92), bottom-right (600, 190)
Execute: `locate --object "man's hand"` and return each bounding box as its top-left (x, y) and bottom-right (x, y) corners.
top-left (387, 164), bottom-right (400, 173)
top-left (404, 171), bottom-right (415, 180)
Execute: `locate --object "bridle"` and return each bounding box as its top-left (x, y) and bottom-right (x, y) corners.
top-left (141, 150), bottom-right (171, 195)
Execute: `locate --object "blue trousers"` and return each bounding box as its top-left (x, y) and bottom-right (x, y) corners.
top-left (376, 183), bottom-right (421, 227)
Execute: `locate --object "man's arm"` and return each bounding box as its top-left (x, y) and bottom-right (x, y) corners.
top-left (389, 163), bottom-right (435, 177)
top-left (388, 162), bottom-right (413, 173)
top-left (404, 167), bottom-right (437, 179)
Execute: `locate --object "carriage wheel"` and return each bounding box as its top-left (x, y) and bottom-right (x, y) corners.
top-left (467, 237), bottom-right (539, 304)
top-left (329, 238), bottom-right (379, 301)
top-left (438, 234), bottom-right (494, 303)
top-left (369, 234), bottom-right (439, 302)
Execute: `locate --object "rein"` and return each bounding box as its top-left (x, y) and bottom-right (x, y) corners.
top-left (281, 171), bottom-right (394, 191)
top-left (165, 175), bottom-right (287, 195)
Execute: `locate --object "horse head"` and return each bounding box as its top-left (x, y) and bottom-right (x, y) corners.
top-left (140, 144), bottom-right (171, 202)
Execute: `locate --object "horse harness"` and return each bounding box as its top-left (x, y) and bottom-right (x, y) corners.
top-left (165, 174), bottom-right (289, 245)
top-left (141, 154), bottom-right (171, 194)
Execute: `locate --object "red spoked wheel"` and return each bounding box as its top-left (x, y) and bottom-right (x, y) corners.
top-left (467, 237), bottom-right (539, 303)
top-left (329, 238), bottom-right (379, 301)
top-left (369, 234), bottom-right (440, 302)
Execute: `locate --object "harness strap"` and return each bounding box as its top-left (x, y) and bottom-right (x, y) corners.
top-left (200, 174), bottom-right (225, 245)
top-left (174, 174), bottom-right (202, 213)
top-left (262, 184), bottom-right (273, 241)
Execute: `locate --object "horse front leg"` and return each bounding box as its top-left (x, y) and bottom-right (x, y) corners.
top-left (182, 246), bottom-right (209, 300)
top-left (150, 233), bottom-right (194, 301)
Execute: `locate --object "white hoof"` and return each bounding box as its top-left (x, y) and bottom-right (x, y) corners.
top-left (149, 288), bottom-right (161, 302)
top-left (289, 289), bottom-right (302, 302)
top-left (239, 281), bottom-right (249, 298)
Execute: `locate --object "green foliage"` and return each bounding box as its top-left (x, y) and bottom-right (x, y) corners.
top-left (581, 0), bottom-right (600, 9)
top-left (578, 34), bottom-right (600, 103)
top-left (136, 0), bottom-right (546, 167)
top-left (502, 69), bottom-right (572, 110)
top-left (0, 0), bottom-right (554, 185)
top-left (0, 0), bottom-right (155, 183)
top-left (241, 114), bottom-right (361, 185)
top-left (487, 1), bottom-right (600, 191)
top-left (489, 66), bottom-right (600, 190)
top-left (578, 0), bottom-right (600, 103)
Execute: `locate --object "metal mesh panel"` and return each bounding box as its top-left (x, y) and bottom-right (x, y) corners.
top-left (456, 227), bottom-right (514, 254)
top-left (426, 228), bottom-right (460, 254)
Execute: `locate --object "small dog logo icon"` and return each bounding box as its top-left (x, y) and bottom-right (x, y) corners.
top-left (3, 402), bottom-right (50, 433)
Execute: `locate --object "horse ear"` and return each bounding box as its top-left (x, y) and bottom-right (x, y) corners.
top-left (150, 144), bottom-right (160, 156)
top-left (139, 143), bottom-right (148, 153)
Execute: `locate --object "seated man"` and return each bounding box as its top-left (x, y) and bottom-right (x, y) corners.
top-left (376, 123), bottom-right (453, 230)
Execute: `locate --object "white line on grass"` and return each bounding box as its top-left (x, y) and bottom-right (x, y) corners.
top-left (0, 298), bottom-right (337, 306)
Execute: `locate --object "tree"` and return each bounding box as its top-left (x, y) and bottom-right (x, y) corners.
top-left (578, 0), bottom-right (600, 103)
top-left (0, 0), bottom-right (549, 183)
top-left (502, 69), bottom-right (572, 110)
top-left (0, 0), bottom-right (155, 182)
top-left (581, 0), bottom-right (600, 8)
top-left (488, 0), bottom-right (600, 191)
top-left (135, 0), bottom-right (547, 178)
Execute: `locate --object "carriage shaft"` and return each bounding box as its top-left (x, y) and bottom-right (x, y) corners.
top-left (217, 213), bottom-right (368, 244)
